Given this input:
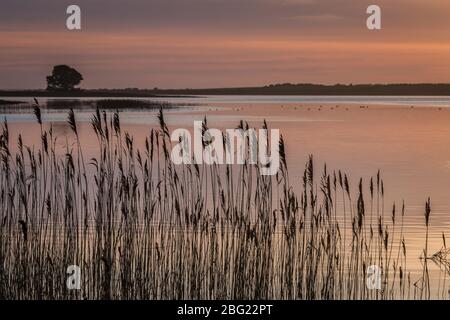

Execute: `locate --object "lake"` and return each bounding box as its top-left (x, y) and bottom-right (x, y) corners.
top-left (1, 95), bottom-right (450, 297)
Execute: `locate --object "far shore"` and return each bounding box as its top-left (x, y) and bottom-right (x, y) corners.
top-left (5, 83), bottom-right (450, 97)
top-left (0, 90), bottom-right (197, 99)
top-left (0, 99), bottom-right (25, 105)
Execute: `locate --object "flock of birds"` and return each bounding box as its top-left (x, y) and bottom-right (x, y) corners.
top-left (219, 105), bottom-right (446, 112)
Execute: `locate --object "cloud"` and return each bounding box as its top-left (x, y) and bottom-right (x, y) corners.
top-left (1, 0), bottom-right (450, 88)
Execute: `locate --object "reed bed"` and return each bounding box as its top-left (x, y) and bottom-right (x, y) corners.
top-left (0, 99), bottom-right (24, 106)
top-left (0, 99), bottom-right (192, 114)
top-left (0, 103), bottom-right (443, 299)
top-left (44, 98), bottom-right (172, 110)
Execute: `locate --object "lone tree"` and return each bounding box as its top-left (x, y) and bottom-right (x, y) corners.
top-left (46, 65), bottom-right (83, 91)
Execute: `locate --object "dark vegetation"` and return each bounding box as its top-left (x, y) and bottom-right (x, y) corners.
top-left (0, 101), bottom-right (447, 299)
top-left (46, 65), bottom-right (83, 91)
top-left (0, 99), bottom-right (25, 105)
top-left (0, 89), bottom-right (193, 98)
top-left (4, 83), bottom-right (450, 97)
top-left (151, 83), bottom-right (450, 96)
top-left (0, 99), bottom-right (189, 113)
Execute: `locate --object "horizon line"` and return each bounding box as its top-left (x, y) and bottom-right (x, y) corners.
top-left (4, 82), bottom-right (450, 92)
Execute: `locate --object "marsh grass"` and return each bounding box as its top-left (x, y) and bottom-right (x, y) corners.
top-left (0, 99), bottom-right (25, 106)
top-left (0, 103), bottom-right (443, 299)
top-left (0, 99), bottom-right (193, 114)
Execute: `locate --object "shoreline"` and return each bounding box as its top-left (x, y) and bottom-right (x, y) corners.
top-left (6, 83), bottom-right (450, 98)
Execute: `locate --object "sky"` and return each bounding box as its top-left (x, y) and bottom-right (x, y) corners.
top-left (1, 0), bottom-right (450, 89)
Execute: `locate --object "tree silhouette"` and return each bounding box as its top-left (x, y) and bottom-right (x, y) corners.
top-left (46, 65), bottom-right (83, 91)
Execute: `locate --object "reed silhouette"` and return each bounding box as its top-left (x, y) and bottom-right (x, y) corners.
top-left (0, 102), bottom-right (445, 299)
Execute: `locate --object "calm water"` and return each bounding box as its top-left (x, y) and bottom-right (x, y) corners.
top-left (6, 94), bottom-right (450, 106)
top-left (2, 95), bottom-right (450, 297)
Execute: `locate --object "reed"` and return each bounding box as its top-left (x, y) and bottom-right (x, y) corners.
top-left (0, 105), bottom-right (442, 299)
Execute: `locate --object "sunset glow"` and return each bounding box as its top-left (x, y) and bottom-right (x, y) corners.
top-left (1, 0), bottom-right (450, 88)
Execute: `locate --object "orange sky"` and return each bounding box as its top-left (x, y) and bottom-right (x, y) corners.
top-left (1, 0), bottom-right (450, 89)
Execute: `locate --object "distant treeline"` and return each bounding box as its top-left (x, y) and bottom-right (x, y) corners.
top-left (155, 83), bottom-right (450, 95)
top-left (0, 89), bottom-right (183, 98)
top-left (3, 83), bottom-right (450, 96)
